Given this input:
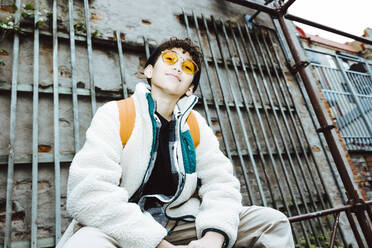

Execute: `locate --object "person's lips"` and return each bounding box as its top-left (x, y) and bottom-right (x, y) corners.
top-left (166, 73), bottom-right (181, 82)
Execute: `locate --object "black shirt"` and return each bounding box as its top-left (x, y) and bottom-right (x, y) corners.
top-left (142, 112), bottom-right (178, 198)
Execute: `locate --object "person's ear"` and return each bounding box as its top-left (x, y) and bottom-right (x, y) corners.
top-left (144, 65), bottom-right (153, 79)
top-left (185, 84), bottom-right (194, 97)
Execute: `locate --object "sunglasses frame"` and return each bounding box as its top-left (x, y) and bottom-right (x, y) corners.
top-left (160, 50), bottom-right (199, 75)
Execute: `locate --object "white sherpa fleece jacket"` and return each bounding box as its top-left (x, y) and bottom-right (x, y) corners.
top-left (56, 83), bottom-right (242, 248)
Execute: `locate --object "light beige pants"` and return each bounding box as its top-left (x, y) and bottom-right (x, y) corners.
top-left (62, 206), bottom-right (294, 248)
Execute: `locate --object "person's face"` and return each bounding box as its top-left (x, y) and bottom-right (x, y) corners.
top-left (144, 47), bottom-right (195, 99)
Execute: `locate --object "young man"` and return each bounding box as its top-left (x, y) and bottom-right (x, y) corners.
top-left (56, 38), bottom-right (294, 248)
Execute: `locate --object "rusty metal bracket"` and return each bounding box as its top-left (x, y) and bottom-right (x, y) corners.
top-left (316, 124), bottom-right (335, 133)
top-left (348, 199), bottom-right (369, 214)
top-left (288, 60), bottom-right (309, 74)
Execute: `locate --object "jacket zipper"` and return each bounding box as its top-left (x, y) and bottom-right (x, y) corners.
top-left (129, 96), bottom-right (160, 203)
top-left (164, 97), bottom-right (198, 221)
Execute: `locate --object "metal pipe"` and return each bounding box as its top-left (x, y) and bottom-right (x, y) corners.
top-left (329, 212), bottom-right (341, 248)
top-left (305, 47), bottom-right (363, 63)
top-left (4, 0), bottom-right (21, 247)
top-left (233, 22), bottom-right (291, 213)
top-left (246, 24), bottom-right (321, 245)
top-left (266, 29), bottom-right (348, 244)
top-left (346, 73), bottom-right (371, 145)
top-left (201, 13), bottom-right (256, 204)
top-left (247, 0), bottom-right (274, 22)
top-left (330, 68), bottom-right (361, 147)
top-left (334, 55), bottom-right (372, 137)
top-left (226, 25), bottom-right (298, 240)
top-left (115, 31), bottom-right (128, 98)
top-left (31, 1), bottom-right (40, 247)
top-left (143, 36), bottom-right (150, 59)
top-left (225, 0), bottom-right (278, 15)
top-left (285, 14), bottom-right (372, 45)
top-left (264, 32), bottom-right (327, 216)
top-left (69, 0), bottom-right (81, 152)
top-left (226, 0), bottom-right (372, 45)
top-left (288, 200), bottom-right (372, 222)
top-left (277, 9), bottom-right (372, 246)
top-left (191, 11), bottom-right (235, 166)
top-left (324, 68), bottom-right (357, 143)
top-left (345, 210), bottom-right (365, 248)
top-left (270, 20), bottom-right (349, 244)
top-left (219, 19), bottom-right (277, 207)
top-left (213, 16), bottom-right (267, 206)
top-left (258, 27), bottom-right (330, 236)
top-left (280, 0), bottom-right (297, 14)
top-left (84, 0), bottom-right (97, 114)
top-left (182, 9), bottom-right (213, 128)
top-left (237, 22), bottom-right (311, 244)
top-left (52, 0), bottom-right (62, 243)
top-left (264, 28), bottom-right (332, 217)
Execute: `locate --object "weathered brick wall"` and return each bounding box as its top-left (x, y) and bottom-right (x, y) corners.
top-left (350, 152), bottom-right (372, 200)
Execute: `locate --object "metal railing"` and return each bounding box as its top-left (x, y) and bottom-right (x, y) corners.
top-left (307, 48), bottom-right (372, 151)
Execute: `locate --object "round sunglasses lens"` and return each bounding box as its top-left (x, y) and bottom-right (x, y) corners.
top-left (162, 51), bottom-right (177, 65)
top-left (182, 61), bottom-right (195, 74)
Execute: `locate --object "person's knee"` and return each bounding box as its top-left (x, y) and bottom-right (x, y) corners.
top-left (258, 207), bottom-right (290, 228)
top-left (269, 208), bottom-right (288, 222)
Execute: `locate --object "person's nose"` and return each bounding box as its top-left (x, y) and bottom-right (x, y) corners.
top-left (172, 61), bottom-right (182, 74)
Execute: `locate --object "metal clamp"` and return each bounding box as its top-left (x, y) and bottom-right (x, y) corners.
top-left (348, 199), bottom-right (368, 213)
top-left (316, 124), bottom-right (335, 133)
top-left (288, 60), bottom-right (310, 74)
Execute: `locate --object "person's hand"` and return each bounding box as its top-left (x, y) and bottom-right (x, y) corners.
top-left (186, 231), bottom-right (225, 248)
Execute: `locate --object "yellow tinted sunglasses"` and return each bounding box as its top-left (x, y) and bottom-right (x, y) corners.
top-left (161, 50), bottom-right (199, 75)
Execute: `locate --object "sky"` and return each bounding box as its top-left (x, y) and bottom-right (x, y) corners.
top-left (287, 0), bottom-right (372, 44)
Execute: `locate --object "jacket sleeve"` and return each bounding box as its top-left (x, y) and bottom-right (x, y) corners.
top-left (192, 110), bottom-right (243, 248)
top-left (66, 101), bottom-right (167, 248)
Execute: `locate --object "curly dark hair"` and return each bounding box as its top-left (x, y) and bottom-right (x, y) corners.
top-left (144, 37), bottom-right (202, 91)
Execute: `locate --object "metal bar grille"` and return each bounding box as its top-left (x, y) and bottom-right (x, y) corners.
top-left (308, 49), bottom-right (372, 151)
top-left (179, 12), bottom-right (349, 247)
top-left (4, 1), bottom-right (21, 247)
top-left (68, 0), bottom-right (81, 153)
top-left (52, 0), bottom-right (61, 242)
top-left (31, 1), bottom-right (40, 247)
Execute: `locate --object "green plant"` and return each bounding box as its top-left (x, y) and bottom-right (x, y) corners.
top-left (295, 232), bottom-right (344, 248)
top-left (0, 15), bottom-right (18, 40)
top-left (10, 2), bottom-right (18, 12)
top-left (91, 29), bottom-right (102, 38)
top-left (23, 3), bottom-right (35, 10)
top-left (21, 11), bottom-right (34, 21)
top-left (74, 22), bottom-right (86, 33)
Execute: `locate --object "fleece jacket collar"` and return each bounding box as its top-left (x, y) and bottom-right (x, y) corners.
top-left (133, 83), bottom-right (198, 122)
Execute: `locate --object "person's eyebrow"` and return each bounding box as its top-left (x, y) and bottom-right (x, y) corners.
top-left (172, 49), bottom-right (192, 60)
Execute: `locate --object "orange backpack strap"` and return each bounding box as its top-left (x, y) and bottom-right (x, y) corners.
top-left (117, 97), bottom-right (136, 148)
top-left (186, 111), bottom-right (200, 149)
